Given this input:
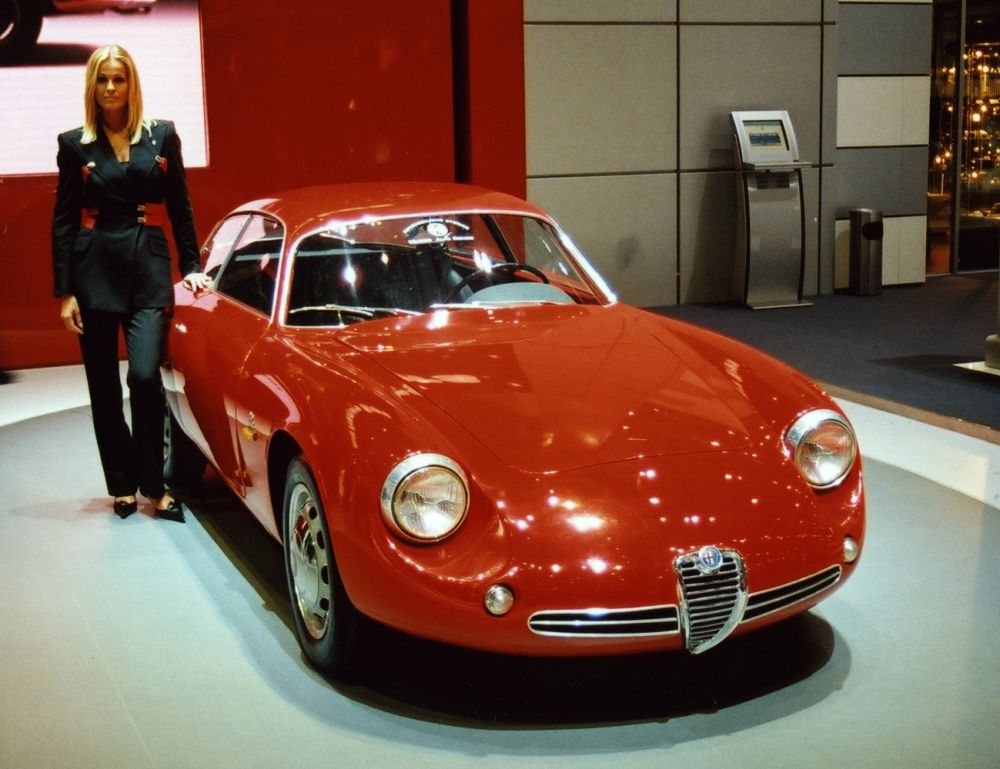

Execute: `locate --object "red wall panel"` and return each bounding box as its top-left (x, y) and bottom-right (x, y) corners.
top-left (453, 0), bottom-right (526, 198)
top-left (0, 0), bottom-right (456, 369)
top-left (0, 0), bottom-right (526, 370)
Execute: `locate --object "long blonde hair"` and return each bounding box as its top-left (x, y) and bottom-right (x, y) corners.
top-left (81, 45), bottom-right (149, 144)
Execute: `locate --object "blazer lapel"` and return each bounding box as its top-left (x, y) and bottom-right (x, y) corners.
top-left (81, 131), bottom-right (133, 202)
top-left (129, 129), bottom-right (159, 181)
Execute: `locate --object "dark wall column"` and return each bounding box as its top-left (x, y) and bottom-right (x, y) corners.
top-left (451, 0), bottom-right (526, 197)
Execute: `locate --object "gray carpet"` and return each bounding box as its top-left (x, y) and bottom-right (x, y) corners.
top-left (654, 273), bottom-right (1000, 432)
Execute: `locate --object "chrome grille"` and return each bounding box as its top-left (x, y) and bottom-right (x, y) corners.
top-left (674, 549), bottom-right (748, 654)
top-left (528, 605), bottom-right (680, 637)
top-left (743, 565), bottom-right (842, 623)
top-left (525, 559), bottom-right (842, 650)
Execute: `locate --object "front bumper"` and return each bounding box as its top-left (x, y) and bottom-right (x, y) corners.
top-left (335, 450), bottom-right (865, 656)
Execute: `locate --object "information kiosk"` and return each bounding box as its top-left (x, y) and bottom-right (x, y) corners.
top-left (731, 110), bottom-right (811, 309)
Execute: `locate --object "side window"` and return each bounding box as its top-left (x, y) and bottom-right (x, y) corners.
top-left (214, 215), bottom-right (284, 315)
top-left (201, 215), bottom-right (249, 279)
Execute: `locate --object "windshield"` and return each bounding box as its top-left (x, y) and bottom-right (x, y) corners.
top-left (286, 214), bottom-right (608, 326)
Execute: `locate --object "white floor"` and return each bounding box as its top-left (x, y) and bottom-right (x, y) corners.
top-left (0, 367), bottom-right (998, 769)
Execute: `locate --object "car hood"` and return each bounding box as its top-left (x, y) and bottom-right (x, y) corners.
top-left (337, 305), bottom-right (757, 473)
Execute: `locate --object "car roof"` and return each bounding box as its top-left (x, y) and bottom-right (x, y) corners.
top-left (232, 182), bottom-right (551, 241)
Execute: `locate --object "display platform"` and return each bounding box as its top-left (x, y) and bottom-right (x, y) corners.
top-left (0, 380), bottom-right (997, 769)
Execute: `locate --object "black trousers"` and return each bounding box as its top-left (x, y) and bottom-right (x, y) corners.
top-left (78, 307), bottom-right (167, 499)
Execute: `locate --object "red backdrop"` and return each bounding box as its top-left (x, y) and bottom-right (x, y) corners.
top-left (0, 0), bottom-right (524, 369)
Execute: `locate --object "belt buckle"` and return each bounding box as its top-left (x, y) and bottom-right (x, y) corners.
top-left (137, 204), bottom-right (146, 225)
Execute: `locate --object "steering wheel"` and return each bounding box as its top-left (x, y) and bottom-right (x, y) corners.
top-left (444, 262), bottom-right (549, 304)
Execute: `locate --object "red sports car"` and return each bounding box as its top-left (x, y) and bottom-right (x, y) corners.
top-left (162, 182), bottom-right (865, 676)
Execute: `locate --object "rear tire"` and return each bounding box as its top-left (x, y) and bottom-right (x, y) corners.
top-left (282, 457), bottom-right (362, 678)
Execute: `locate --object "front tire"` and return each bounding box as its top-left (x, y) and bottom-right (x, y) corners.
top-left (282, 457), bottom-right (361, 677)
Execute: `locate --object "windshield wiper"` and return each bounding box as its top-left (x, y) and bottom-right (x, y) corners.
top-left (288, 304), bottom-right (421, 318)
top-left (430, 300), bottom-right (563, 310)
top-left (428, 302), bottom-right (487, 311)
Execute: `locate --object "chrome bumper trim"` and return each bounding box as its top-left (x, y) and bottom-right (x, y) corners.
top-left (742, 565), bottom-right (842, 623)
top-left (528, 604), bottom-right (680, 637)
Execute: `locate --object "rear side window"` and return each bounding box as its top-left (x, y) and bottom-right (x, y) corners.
top-left (214, 215), bottom-right (284, 315)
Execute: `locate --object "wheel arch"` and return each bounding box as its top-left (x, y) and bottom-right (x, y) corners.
top-left (267, 429), bottom-right (302, 540)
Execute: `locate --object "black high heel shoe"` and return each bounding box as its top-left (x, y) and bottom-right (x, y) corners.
top-left (156, 499), bottom-right (186, 524)
top-left (113, 498), bottom-right (138, 519)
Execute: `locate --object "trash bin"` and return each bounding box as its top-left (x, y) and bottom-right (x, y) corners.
top-left (849, 208), bottom-right (883, 295)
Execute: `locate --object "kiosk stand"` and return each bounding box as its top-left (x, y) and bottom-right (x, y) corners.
top-left (731, 110), bottom-right (811, 309)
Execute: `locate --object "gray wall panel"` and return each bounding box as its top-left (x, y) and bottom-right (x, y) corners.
top-left (525, 25), bottom-right (677, 176)
top-left (678, 0), bottom-right (820, 24)
top-left (824, 0), bottom-right (838, 23)
top-left (679, 25), bottom-right (822, 170)
top-left (679, 171), bottom-right (739, 303)
top-left (837, 146), bottom-right (929, 218)
top-left (839, 4), bottom-right (932, 75)
top-left (528, 174), bottom-right (678, 307)
top-left (525, 0), bottom-right (676, 23)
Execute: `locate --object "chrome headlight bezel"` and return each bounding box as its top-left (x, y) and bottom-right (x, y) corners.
top-left (784, 409), bottom-right (858, 490)
top-left (380, 453), bottom-right (469, 543)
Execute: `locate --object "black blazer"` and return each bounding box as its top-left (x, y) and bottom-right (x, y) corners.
top-left (52, 119), bottom-right (200, 313)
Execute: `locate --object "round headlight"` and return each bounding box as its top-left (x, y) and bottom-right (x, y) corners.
top-left (785, 409), bottom-right (858, 489)
top-left (380, 453), bottom-right (469, 542)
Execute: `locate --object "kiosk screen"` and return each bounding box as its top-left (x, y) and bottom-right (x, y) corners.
top-left (744, 120), bottom-right (788, 150)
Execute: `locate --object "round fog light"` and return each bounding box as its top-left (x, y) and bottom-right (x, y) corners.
top-left (843, 536), bottom-right (860, 564)
top-left (484, 584), bottom-right (514, 616)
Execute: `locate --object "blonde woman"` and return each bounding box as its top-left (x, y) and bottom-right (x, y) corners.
top-left (52, 44), bottom-right (210, 522)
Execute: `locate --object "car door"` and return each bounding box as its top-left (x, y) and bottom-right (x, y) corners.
top-left (167, 213), bottom-right (247, 446)
top-left (168, 213), bottom-right (283, 497)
